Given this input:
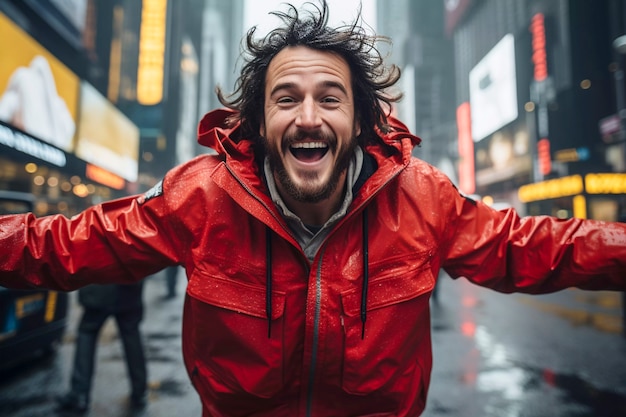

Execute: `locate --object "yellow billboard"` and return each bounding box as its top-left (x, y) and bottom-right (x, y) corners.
top-left (75, 82), bottom-right (139, 182)
top-left (0, 12), bottom-right (79, 152)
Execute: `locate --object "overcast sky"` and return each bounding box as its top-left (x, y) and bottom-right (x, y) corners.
top-left (243, 0), bottom-right (377, 37)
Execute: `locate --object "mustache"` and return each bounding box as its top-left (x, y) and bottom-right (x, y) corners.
top-left (283, 129), bottom-right (335, 145)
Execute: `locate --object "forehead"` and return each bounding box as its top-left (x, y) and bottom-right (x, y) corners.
top-left (265, 46), bottom-right (352, 90)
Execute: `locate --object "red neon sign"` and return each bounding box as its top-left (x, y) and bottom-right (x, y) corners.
top-left (538, 138), bottom-right (551, 175)
top-left (530, 13), bottom-right (548, 82)
top-left (457, 102), bottom-right (475, 195)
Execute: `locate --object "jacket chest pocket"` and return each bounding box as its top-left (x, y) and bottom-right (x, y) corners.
top-left (187, 273), bottom-right (286, 399)
top-left (339, 263), bottom-right (435, 395)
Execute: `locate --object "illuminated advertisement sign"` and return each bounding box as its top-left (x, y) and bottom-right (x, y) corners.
top-left (75, 82), bottom-right (140, 182)
top-left (473, 118), bottom-right (532, 187)
top-left (530, 13), bottom-right (548, 82)
top-left (456, 102), bottom-right (475, 195)
top-left (469, 33), bottom-right (518, 142)
top-left (0, 121), bottom-right (67, 167)
top-left (0, 12), bottom-right (79, 153)
top-left (518, 173), bottom-right (626, 203)
top-left (137, 0), bottom-right (168, 105)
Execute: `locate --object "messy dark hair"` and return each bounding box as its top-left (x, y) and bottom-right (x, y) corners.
top-left (216, 0), bottom-right (402, 143)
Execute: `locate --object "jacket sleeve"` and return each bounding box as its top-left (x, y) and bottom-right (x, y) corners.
top-left (0, 156), bottom-right (207, 291)
top-left (440, 183), bottom-right (626, 294)
top-left (0, 190), bottom-right (180, 291)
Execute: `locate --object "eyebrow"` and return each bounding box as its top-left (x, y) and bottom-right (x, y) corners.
top-left (269, 80), bottom-right (349, 97)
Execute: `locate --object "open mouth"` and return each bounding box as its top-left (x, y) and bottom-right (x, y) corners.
top-left (289, 142), bottom-right (329, 163)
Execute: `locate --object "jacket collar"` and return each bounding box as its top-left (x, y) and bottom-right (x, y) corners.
top-left (197, 108), bottom-right (422, 203)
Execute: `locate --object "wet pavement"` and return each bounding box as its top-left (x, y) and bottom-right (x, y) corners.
top-left (0, 268), bottom-right (201, 417)
top-left (1, 269), bottom-right (626, 416)
top-left (424, 274), bottom-right (626, 417)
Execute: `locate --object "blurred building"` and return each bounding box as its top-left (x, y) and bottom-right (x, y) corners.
top-left (447, 0), bottom-right (626, 220)
top-left (377, 0), bottom-right (458, 183)
top-left (380, 0), bottom-right (626, 220)
top-left (0, 0), bottom-right (243, 217)
top-left (121, 0), bottom-right (244, 189)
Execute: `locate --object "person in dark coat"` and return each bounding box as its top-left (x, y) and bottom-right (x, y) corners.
top-left (56, 282), bottom-right (147, 414)
top-left (163, 266), bottom-right (179, 299)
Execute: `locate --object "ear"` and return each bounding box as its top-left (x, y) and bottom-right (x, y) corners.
top-left (355, 121), bottom-right (361, 137)
top-left (259, 120), bottom-right (265, 137)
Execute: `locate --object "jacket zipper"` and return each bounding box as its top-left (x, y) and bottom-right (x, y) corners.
top-left (306, 251), bottom-right (325, 417)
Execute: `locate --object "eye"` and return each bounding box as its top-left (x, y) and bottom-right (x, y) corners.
top-left (321, 96), bottom-right (340, 105)
top-left (276, 96), bottom-right (295, 104)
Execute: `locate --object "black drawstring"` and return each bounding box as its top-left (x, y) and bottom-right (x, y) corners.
top-left (361, 208), bottom-right (369, 339)
top-left (266, 228), bottom-right (273, 338)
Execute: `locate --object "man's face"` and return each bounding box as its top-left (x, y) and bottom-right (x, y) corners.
top-left (261, 46), bottom-right (361, 204)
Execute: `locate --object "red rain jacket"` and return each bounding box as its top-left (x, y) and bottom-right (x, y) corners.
top-left (1, 108), bottom-right (626, 416)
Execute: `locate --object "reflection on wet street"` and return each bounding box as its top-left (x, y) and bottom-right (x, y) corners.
top-left (425, 274), bottom-right (626, 417)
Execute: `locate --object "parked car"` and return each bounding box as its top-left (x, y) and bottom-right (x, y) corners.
top-left (0, 190), bottom-right (69, 370)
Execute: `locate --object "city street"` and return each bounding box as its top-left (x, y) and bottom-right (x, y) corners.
top-left (1, 270), bottom-right (626, 416)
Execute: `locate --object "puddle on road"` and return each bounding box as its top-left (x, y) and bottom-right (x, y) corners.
top-left (453, 324), bottom-right (626, 415)
top-left (523, 365), bottom-right (626, 416)
top-left (467, 358), bottom-right (626, 415)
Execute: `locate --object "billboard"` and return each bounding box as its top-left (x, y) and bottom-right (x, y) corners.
top-left (0, 12), bottom-right (79, 152)
top-left (469, 34), bottom-right (518, 143)
top-left (0, 11), bottom-right (139, 184)
top-left (75, 82), bottom-right (140, 182)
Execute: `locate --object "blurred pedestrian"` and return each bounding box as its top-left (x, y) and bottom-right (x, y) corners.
top-left (163, 266), bottom-right (179, 299)
top-left (56, 282), bottom-right (147, 414)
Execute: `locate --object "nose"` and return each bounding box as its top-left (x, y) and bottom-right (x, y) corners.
top-left (295, 97), bottom-right (322, 129)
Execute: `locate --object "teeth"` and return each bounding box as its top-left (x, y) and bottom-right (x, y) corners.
top-left (291, 142), bottom-right (327, 149)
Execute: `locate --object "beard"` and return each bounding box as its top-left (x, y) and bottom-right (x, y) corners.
top-left (264, 127), bottom-right (358, 203)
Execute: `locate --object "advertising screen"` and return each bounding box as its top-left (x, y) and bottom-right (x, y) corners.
top-left (469, 33), bottom-right (518, 143)
top-left (0, 12), bottom-right (79, 152)
top-left (75, 82), bottom-right (139, 182)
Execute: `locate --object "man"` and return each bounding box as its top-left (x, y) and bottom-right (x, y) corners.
top-left (1, 2), bottom-right (626, 416)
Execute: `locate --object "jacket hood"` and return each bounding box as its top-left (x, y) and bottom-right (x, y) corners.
top-left (197, 108), bottom-right (252, 159)
top-left (196, 108), bottom-right (422, 160)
